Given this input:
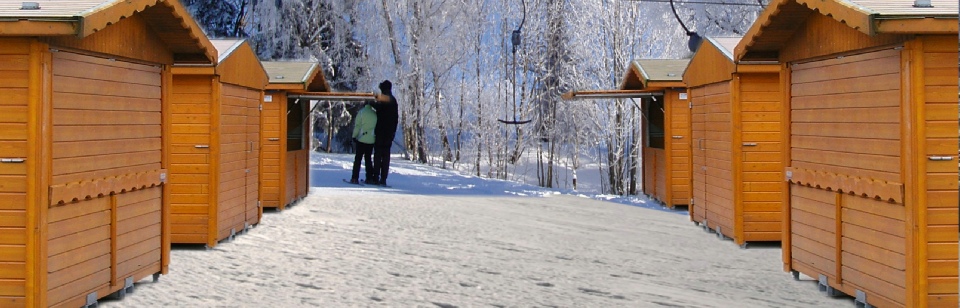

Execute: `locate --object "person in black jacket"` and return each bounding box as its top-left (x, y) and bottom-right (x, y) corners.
top-left (369, 80), bottom-right (399, 186)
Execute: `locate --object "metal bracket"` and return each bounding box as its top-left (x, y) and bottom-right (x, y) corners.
top-left (124, 276), bottom-right (134, 292)
top-left (672, 135), bottom-right (684, 139)
top-left (818, 274), bottom-right (840, 297)
top-left (928, 156), bottom-right (954, 161)
top-left (785, 170), bottom-right (793, 181)
top-left (114, 276), bottom-right (134, 299)
top-left (159, 172), bottom-right (167, 183)
top-left (742, 142), bottom-right (758, 147)
top-left (855, 290), bottom-right (873, 308)
top-left (0, 158), bottom-right (25, 163)
top-left (84, 292), bottom-right (98, 308)
top-left (194, 145), bottom-right (210, 149)
top-left (268, 138), bottom-right (280, 141)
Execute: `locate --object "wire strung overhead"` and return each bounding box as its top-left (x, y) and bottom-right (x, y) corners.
top-left (629, 0), bottom-right (763, 6)
top-left (632, 0), bottom-right (766, 51)
top-left (499, 0), bottom-right (533, 126)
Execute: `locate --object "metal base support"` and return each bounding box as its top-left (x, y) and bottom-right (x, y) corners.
top-left (818, 274), bottom-right (840, 297)
top-left (854, 290), bottom-right (873, 308)
top-left (83, 292), bottom-right (98, 308)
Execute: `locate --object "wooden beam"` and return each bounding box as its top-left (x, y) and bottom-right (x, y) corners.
top-left (265, 83), bottom-right (307, 91)
top-left (736, 64), bottom-right (781, 74)
top-left (876, 18), bottom-right (959, 35)
top-left (0, 20), bottom-right (77, 36)
top-left (171, 66), bottom-right (214, 75)
top-left (646, 81), bottom-right (687, 89)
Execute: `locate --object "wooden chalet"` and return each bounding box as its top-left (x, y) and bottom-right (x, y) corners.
top-left (169, 39), bottom-right (268, 247)
top-left (260, 61), bottom-right (329, 211)
top-left (683, 36), bottom-right (783, 246)
top-left (736, 0), bottom-right (958, 306)
top-left (0, 0), bottom-right (216, 306)
top-left (565, 59), bottom-right (692, 209)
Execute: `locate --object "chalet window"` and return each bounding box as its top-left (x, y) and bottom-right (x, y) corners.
top-left (287, 98), bottom-right (307, 151)
top-left (644, 96), bottom-right (665, 149)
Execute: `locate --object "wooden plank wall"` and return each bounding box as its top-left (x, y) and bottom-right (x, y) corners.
top-left (284, 152), bottom-right (297, 205)
top-left (779, 13), bottom-right (907, 64)
top-left (739, 73), bottom-right (782, 242)
top-left (789, 185), bottom-right (839, 282)
top-left (260, 93), bottom-right (282, 209)
top-left (169, 75), bottom-right (212, 244)
top-left (653, 149), bottom-right (667, 203)
top-left (790, 48), bottom-right (906, 306)
top-left (48, 51), bottom-right (164, 307)
top-left (0, 38), bottom-right (31, 306)
top-left (295, 150), bottom-right (309, 199)
top-left (643, 149), bottom-right (656, 200)
top-left (41, 15), bottom-right (173, 66)
top-left (218, 85), bottom-right (252, 239)
top-left (691, 82), bottom-right (734, 234)
top-left (919, 35), bottom-right (959, 307)
top-left (668, 92), bottom-right (691, 206)
top-left (113, 189), bottom-right (161, 286)
top-left (643, 148), bottom-right (666, 203)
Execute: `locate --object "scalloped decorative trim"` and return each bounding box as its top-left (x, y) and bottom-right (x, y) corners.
top-left (786, 167), bottom-right (903, 204)
top-left (49, 169), bottom-right (166, 206)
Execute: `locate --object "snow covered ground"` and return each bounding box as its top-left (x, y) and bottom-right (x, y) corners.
top-left (100, 153), bottom-right (852, 307)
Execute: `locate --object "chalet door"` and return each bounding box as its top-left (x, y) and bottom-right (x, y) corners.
top-left (219, 85), bottom-right (250, 237)
top-left (48, 50), bottom-right (165, 305)
top-left (668, 93), bottom-right (692, 207)
top-left (244, 92), bottom-right (261, 226)
top-left (690, 90), bottom-right (707, 225)
top-left (787, 48), bottom-right (904, 297)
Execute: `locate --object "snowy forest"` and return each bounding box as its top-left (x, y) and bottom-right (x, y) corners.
top-left (182, 0), bottom-right (766, 194)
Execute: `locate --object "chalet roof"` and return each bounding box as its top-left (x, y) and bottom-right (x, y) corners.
top-left (212, 38), bottom-right (243, 63)
top-left (0, 0), bottom-right (216, 63)
top-left (708, 37), bottom-right (741, 61)
top-left (736, 0), bottom-right (958, 61)
top-left (620, 59), bottom-right (690, 90)
top-left (262, 61), bottom-right (330, 92)
top-left (684, 36), bottom-right (779, 87)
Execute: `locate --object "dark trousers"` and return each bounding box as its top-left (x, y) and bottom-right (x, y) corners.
top-left (373, 141), bottom-right (392, 183)
top-left (351, 142), bottom-right (375, 181)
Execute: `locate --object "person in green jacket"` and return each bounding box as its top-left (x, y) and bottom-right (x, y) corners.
top-left (349, 102), bottom-right (377, 184)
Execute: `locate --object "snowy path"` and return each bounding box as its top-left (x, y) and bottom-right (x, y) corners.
top-left (100, 153), bottom-right (850, 307)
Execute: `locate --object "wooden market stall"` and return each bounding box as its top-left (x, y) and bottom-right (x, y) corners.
top-left (169, 39), bottom-right (268, 247)
top-left (0, 0), bottom-right (216, 306)
top-left (260, 61), bottom-right (330, 210)
top-left (682, 36), bottom-right (783, 246)
top-left (736, 0), bottom-right (958, 307)
top-left (564, 59), bottom-right (691, 208)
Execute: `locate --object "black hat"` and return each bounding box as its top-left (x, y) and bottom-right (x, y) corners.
top-left (379, 80), bottom-right (392, 94)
